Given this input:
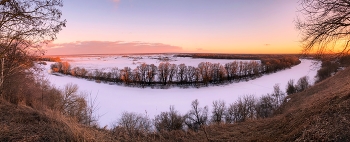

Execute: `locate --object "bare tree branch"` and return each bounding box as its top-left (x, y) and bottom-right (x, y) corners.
top-left (297, 0), bottom-right (350, 59)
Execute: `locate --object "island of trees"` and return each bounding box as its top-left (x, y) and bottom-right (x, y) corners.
top-left (46, 55), bottom-right (301, 88)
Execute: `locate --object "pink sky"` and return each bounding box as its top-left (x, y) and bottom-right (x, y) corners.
top-left (47, 0), bottom-right (302, 55)
top-left (46, 41), bottom-right (183, 55)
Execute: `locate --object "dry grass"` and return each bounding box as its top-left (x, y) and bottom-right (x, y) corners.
top-left (0, 100), bottom-right (116, 142)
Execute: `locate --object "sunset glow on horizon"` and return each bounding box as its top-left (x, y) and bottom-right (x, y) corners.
top-left (47, 0), bottom-right (302, 55)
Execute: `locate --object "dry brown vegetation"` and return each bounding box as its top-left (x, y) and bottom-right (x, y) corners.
top-left (0, 99), bottom-right (115, 142)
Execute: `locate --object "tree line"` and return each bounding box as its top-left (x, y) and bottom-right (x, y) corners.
top-left (48, 56), bottom-right (301, 88)
top-left (314, 55), bottom-right (350, 83)
top-left (175, 53), bottom-right (301, 60)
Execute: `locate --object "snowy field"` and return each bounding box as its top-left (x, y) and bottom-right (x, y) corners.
top-left (60, 54), bottom-right (259, 71)
top-left (41, 56), bottom-right (320, 128)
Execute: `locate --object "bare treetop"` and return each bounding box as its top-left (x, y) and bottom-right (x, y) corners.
top-left (0, 0), bottom-right (66, 55)
top-left (297, 0), bottom-right (350, 58)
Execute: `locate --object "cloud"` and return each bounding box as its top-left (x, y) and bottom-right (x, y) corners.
top-left (110, 0), bottom-right (121, 8)
top-left (45, 41), bottom-right (183, 55)
top-left (195, 48), bottom-right (210, 53)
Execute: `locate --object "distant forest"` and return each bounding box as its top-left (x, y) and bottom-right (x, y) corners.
top-left (174, 53), bottom-right (303, 60)
top-left (42, 55), bottom-right (301, 88)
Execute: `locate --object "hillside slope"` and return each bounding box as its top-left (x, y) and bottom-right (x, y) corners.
top-left (193, 67), bottom-right (350, 141)
top-left (0, 100), bottom-right (115, 142)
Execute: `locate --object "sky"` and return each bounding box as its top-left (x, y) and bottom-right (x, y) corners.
top-left (47, 0), bottom-right (302, 55)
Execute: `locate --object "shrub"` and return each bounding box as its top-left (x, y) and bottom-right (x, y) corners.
top-left (255, 94), bottom-right (275, 118)
top-left (315, 60), bottom-right (339, 82)
top-left (154, 106), bottom-right (184, 132)
top-left (286, 79), bottom-right (297, 95)
top-left (114, 112), bottom-right (152, 137)
top-left (296, 76), bottom-right (310, 92)
top-left (60, 83), bottom-right (97, 125)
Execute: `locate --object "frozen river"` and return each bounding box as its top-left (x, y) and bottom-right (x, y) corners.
top-left (41, 57), bottom-right (319, 128)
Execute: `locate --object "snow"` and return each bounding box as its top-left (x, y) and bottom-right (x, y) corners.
top-left (60, 54), bottom-right (259, 72)
top-left (40, 56), bottom-right (320, 128)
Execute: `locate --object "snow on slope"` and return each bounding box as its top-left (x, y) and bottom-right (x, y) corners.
top-left (41, 58), bottom-right (319, 128)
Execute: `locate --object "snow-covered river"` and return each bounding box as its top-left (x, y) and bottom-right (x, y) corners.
top-left (41, 57), bottom-right (319, 127)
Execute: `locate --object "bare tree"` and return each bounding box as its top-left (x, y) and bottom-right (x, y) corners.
top-left (43, 85), bottom-right (62, 110)
top-left (83, 92), bottom-right (99, 126)
top-left (102, 71), bottom-right (112, 82)
top-left (168, 64), bottom-right (177, 83)
top-left (244, 95), bottom-right (257, 120)
top-left (93, 69), bottom-right (104, 81)
top-left (211, 100), bottom-right (226, 124)
top-left (193, 67), bottom-right (202, 86)
top-left (218, 64), bottom-right (227, 82)
top-left (177, 63), bottom-right (188, 84)
top-left (158, 62), bottom-right (170, 85)
top-left (211, 63), bottom-right (220, 83)
top-left (225, 103), bottom-right (236, 124)
top-left (271, 84), bottom-right (285, 107)
top-left (61, 61), bottom-right (71, 74)
top-left (51, 62), bottom-right (63, 73)
top-left (296, 0), bottom-right (350, 57)
top-left (230, 61), bottom-right (239, 80)
top-left (224, 62), bottom-right (233, 80)
top-left (77, 67), bottom-right (88, 78)
top-left (0, 0), bottom-right (66, 47)
top-left (1, 45), bottom-right (33, 101)
top-left (198, 62), bottom-right (213, 85)
top-left (238, 61), bottom-right (244, 78)
top-left (230, 95), bottom-right (256, 123)
top-left (60, 83), bottom-right (96, 125)
top-left (225, 61), bottom-right (239, 81)
top-left (132, 68), bottom-right (141, 84)
top-left (87, 71), bottom-right (94, 80)
top-left (60, 83), bottom-right (79, 115)
top-left (146, 64), bottom-right (157, 85)
top-left (137, 63), bottom-right (148, 86)
top-left (211, 63), bottom-right (225, 83)
top-left (184, 99), bottom-right (208, 131)
top-left (231, 99), bottom-right (245, 123)
top-left (242, 62), bottom-right (249, 77)
top-left (186, 66), bottom-right (196, 84)
top-left (250, 61), bottom-right (261, 77)
top-left (70, 67), bottom-right (79, 77)
top-left (120, 67), bottom-right (132, 85)
top-left (246, 61), bottom-right (254, 77)
top-left (110, 67), bottom-right (120, 83)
